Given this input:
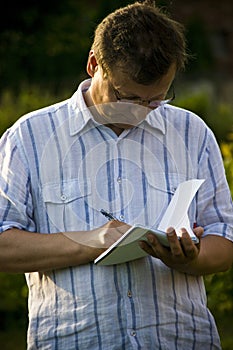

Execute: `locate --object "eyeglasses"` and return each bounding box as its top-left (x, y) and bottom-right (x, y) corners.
top-left (109, 80), bottom-right (175, 108)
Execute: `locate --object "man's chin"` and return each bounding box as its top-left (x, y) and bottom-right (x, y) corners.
top-left (93, 103), bottom-right (150, 128)
top-left (111, 122), bottom-right (136, 129)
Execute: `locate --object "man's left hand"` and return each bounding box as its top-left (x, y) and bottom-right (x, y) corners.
top-left (139, 226), bottom-right (204, 272)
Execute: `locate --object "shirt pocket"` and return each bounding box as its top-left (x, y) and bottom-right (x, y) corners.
top-left (145, 172), bottom-right (193, 227)
top-left (42, 178), bottom-right (92, 232)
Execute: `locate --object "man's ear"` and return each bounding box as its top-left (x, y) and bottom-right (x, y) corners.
top-left (86, 50), bottom-right (98, 77)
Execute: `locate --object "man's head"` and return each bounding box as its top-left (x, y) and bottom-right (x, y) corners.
top-left (84, 1), bottom-right (187, 132)
top-left (91, 0), bottom-right (187, 84)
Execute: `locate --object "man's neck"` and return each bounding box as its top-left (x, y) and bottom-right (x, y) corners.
top-left (83, 90), bottom-right (125, 136)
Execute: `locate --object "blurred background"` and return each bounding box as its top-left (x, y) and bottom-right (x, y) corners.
top-left (0, 0), bottom-right (232, 348)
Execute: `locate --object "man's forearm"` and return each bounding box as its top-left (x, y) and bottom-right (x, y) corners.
top-left (0, 229), bottom-right (101, 273)
top-left (176, 235), bottom-right (233, 276)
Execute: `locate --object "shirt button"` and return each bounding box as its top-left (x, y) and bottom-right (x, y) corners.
top-left (117, 177), bottom-right (122, 184)
top-left (127, 290), bottom-right (132, 298)
top-left (61, 194), bottom-right (67, 201)
top-left (119, 214), bottom-right (125, 221)
top-left (131, 330), bottom-right (137, 337)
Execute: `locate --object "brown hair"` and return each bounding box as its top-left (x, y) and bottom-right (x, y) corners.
top-left (92, 0), bottom-right (188, 84)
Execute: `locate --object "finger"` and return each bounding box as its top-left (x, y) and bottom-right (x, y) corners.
top-left (141, 233), bottom-right (169, 259)
top-left (193, 226), bottom-right (204, 238)
top-left (114, 222), bottom-right (131, 234)
top-left (139, 240), bottom-right (157, 256)
top-left (179, 228), bottom-right (199, 258)
top-left (105, 220), bottom-right (131, 234)
top-left (166, 228), bottom-right (185, 258)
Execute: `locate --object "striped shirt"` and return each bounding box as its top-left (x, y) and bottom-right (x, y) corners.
top-left (0, 79), bottom-right (232, 349)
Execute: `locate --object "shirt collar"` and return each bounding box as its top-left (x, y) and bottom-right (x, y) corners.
top-left (69, 78), bottom-right (166, 136)
top-left (69, 79), bottom-right (97, 136)
top-left (144, 108), bottom-right (166, 134)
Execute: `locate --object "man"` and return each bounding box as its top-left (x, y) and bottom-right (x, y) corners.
top-left (0, 1), bottom-right (232, 349)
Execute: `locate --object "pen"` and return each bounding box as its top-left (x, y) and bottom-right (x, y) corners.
top-left (100, 209), bottom-right (118, 221)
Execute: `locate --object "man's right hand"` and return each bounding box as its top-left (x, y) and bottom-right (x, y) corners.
top-left (63, 220), bottom-right (131, 249)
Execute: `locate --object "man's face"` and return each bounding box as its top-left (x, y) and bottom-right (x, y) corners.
top-left (85, 57), bottom-right (176, 130)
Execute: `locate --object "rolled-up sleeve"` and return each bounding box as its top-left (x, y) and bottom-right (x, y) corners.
top-left (197, 128), bottom-right (233, 241)
top-left (0, 129), bottom-right (35, 233)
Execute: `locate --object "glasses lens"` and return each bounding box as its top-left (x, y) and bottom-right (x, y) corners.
top-left (110, 78), bottom-right (175, 108)
top-left (148, 101), bottom-right (161, 108)
top-left (148, 88), bottom-right (175, 108)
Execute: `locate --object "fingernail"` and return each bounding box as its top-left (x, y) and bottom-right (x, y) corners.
top-left (167, 227), bottom-right (175, 236)
top-left (179, 228), bottom-right (187, 235)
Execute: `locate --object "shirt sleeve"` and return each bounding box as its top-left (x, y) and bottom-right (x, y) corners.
top-left (0, 128), bottom-right (36, 233)
top-left (197, 127), bottom-right (233, 242)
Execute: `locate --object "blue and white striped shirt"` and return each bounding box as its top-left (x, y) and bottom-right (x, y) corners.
top-left (1, 79), bottom-right (233, 349)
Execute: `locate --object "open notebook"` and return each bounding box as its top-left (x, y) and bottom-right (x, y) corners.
top-left (94, 179), bottom-right (205, 266)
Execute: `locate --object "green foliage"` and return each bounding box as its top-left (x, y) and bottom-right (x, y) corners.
top-left (0, 0), bottom-right (138, 91)
top-left (221, 142), bottom-right (233, 197)
top-left (174, 84), bottom-right (233, 143)
top-left (185, 18), bottom-right (214, 74)
top-left (0, 0), bottom-right (93, 90)
top-left (0, 86), bottom-right (69, 137)
top-left (205, 269), bottom-right (233, 350)
top-left (0, 273), bottom-right (27, 312)
top-left (0, 273), bottom-right (27, 349)
top-left (205, 270), bottom-right (233, 315)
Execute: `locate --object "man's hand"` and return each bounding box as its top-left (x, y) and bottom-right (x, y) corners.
top-left (139, 226), bottom-right (204, 273)
top-left (63, 220), bottom-right (131, 249)
top-left (89, 220), bottom-right (131, 248)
